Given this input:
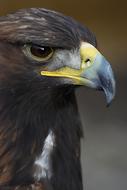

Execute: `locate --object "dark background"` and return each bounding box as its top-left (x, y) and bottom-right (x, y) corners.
top-left (0, 0), bottom-right (127, 190)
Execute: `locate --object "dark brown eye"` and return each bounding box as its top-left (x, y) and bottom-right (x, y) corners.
top-left (23, 45), bottom-right (54, 62)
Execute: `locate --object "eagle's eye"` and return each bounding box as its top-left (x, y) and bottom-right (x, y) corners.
top-left (23, 45), bottom-right (54, 62)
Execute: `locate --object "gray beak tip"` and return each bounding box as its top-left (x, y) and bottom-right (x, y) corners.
top-left (98, 58), bottom-right (116, 106)
top-left (103, 81), bottom-right (116, 106)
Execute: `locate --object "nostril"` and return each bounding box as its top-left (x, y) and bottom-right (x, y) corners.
top-left (81, 58), bottom-right (92, 69)
top-left (85, 58), bottom-right (90, 63)
top-left (84, 58), bottom-right (91, 67)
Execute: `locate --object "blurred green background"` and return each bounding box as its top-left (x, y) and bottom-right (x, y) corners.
top-left (0, 1), bottom-right (127, 190)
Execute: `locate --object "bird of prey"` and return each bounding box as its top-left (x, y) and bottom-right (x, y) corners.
top-left (0, 8), bottom-right (115, 190)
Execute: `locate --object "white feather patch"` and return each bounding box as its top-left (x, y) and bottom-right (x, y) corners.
top-left (34, 130), bottom-right (55, 180)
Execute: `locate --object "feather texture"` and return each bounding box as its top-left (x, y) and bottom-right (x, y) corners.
top-left (0, 8), bottom-right (96, 190)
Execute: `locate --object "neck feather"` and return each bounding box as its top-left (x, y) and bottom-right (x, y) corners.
top-left (0, 86), bottom-right (83, 190)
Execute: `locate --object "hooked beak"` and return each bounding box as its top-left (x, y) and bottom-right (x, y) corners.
top-left (41, 42), bottom-right (115, 105)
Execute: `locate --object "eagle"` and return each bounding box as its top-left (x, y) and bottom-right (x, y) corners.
top-left (0, 8), bottom-right (115, 190)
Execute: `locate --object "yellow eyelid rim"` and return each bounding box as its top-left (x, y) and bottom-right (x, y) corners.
top-left (23, 45), bottom-right (54, 62)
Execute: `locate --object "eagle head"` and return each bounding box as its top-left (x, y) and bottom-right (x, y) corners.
top-left (0, 8), bottom-right (115, 105)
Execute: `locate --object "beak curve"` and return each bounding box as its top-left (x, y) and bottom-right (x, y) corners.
top-left (80, 52), bottom-right (116, 105)
top-left (41, 42), bottom-right (116, 105)
top-left (98, 57), bottom-right (115, 106)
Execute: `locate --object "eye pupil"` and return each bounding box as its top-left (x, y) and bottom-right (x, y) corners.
top-left (30, 46), bottom-right (53, 58)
